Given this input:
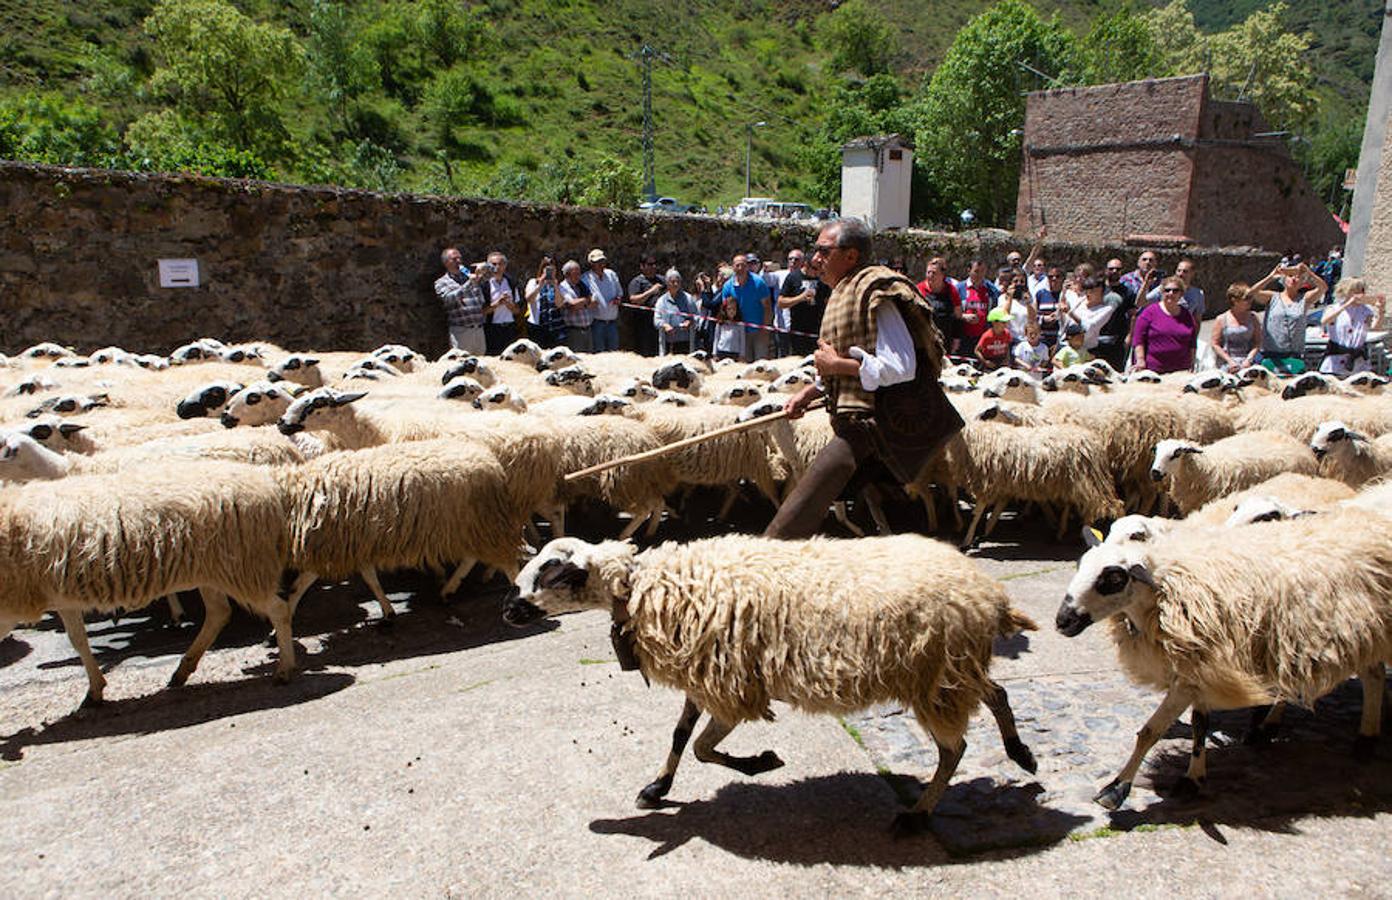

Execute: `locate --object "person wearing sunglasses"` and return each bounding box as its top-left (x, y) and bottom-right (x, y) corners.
top-left (767, 218), bottom-right (962, 539)
top-left (1131, 277), bottom-right (1199, 374)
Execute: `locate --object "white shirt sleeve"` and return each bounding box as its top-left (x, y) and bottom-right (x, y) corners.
top-left (848, 301), bottom-right (916, 391)
top-left (1078, 304), bottom-right (1115, 348)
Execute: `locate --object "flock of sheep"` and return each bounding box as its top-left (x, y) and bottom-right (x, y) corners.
top-left (2, 334), bottom-right (1392, 831)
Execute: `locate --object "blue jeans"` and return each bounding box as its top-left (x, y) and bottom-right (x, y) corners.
top-left (591, 319), bottom-right (620, 352)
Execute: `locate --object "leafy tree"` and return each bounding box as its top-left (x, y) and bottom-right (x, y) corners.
top-left (1298, 114), bottom-right (1364, 214)
top-left (307, 0), bottom-right (381, 134)
top-left (1073, 3), bottom-right (1173, 85)
top-left (0, 94), bottom-right (127, 168)
top-left (1142, 0), bottom-right (1206, 75)
top-left (1207, 2), bottom-right (1317, 129)
top-left (817, 0), bottom-right (899, 78)
top-left (907, 0), bottom-right (1077, 226)
top-left (144, 0), bottom-right (306, 158)
top-left (416, 0), bottom-right (489, 70)
top-left (124, 108), bottom-right (272, 178)
top-left (579, 157), bottom-right (641, 209)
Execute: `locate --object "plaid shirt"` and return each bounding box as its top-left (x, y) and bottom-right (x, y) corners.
top-left (434, 271), bottom-right (485, 328)
top-left (559, 279), bottom-right (594, 328)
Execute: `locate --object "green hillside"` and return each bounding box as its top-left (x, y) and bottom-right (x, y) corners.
top-left (0, 0), bottom-right (1379, 215)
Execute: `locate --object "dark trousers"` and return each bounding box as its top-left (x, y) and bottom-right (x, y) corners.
top-left (764, 415), bottom-right (878, 540)
top-left (485, 323), bottom-right (516, 356)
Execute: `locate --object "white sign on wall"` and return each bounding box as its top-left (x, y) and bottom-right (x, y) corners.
top-left (158, 258), bottom-right (200, 288)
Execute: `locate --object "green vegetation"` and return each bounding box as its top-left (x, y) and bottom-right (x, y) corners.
top-left (0, 0), bottom-right (1376, 223)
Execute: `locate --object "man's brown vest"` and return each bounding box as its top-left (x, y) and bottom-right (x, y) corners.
top-left (818, 265), bottom-right (947, 414)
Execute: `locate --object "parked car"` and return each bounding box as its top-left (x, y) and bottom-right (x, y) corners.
top-left (638, 196), bottom-right (694, 214)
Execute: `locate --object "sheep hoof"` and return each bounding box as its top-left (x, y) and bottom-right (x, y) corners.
top-left (1353, 734), bottom-right (1378, 763)
top-left (1094, 779), bottom-right (1130, 811)
top-left (1004, 736), bottom-right (1037, 774)
top-left (636, 776), bottom-right (673, 809)
top-left (273, 668), bottom-right (294, 685)
top-left (80, 692), bottom-right (104, 710)
top-left (736, 750), bottom-right (784, 776)
top-left (890, 811), bottom-right (932, 838)
top-left (1170, 776), bottom-right (1202, 800)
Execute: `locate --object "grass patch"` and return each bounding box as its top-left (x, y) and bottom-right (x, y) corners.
top-left (998, 564), bottom-right (1070, 582)
top-left (1069, 821), bottom-right (1183, 842)
top-left (838, 717), bottom-right (865, 747)
top-left (579, 658), bottom-right (614, 666)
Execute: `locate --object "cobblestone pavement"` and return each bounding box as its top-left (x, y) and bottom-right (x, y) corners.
top-left (1, 500), bottom-right (1391, 895)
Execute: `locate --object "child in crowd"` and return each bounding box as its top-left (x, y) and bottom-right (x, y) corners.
top-left (975, 307), bottom-right (1013, 370)
top-left (1052, 322), bottom-right (1090, 369)
top-left (712, 293), bottom-right (745, 361)
top-left (1013, 322), bottom-right (1050, 375)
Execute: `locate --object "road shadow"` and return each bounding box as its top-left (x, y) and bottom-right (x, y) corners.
top-left (992, 632), bottom-right (1032, 660)
top-left (0, 671), bottom-right (355, 761)
top-left (1105, 681), bottom-right (1392, 838)
top-left (589, 772), bottom-right (1088, 865)
top-left (0, 635), bottom-right (33, 668)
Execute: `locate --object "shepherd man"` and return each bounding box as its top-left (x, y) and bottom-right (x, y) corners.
top-left (766, 218), bottom-right (964, 539)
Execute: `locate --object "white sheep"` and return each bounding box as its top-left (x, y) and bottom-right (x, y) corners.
top-left (1343, 371), bottom-right (1389, 394)
top-left (542, 365), bottom-right (597, 396)
top-left (768, 369), bottom-right (816, 393)
top-left (537, 346), bottom-right (580, 370)
top-left (650, 359), bottom-right (703, 396)
top-left (1057, 510), bottom-right (1392, 809)
top-left (0, 460), bottom-right (295, 705)
top-left (612, 378), bottom-right (659, 402)
top-left (1183, 472), bottom-right (1355, 529)
top-left (1281, 371), bottom-right (1355, 400)
top-left (499, 338), bottom-right (544, 367)
top-left (439, 376), bottom-right (487, 403)
top-left (505, 534), bottom-right (1039, 832)
top-left (5, 415), bottom-right (93, 453)
top-left (9, 372), bottom-right (59, 396)
top-left (713, 381), bottom-right (763, 406)
top-left (218, 381), bottom-right (300, 428)
top-left (265, 354), bottom-right (324, 388)
top-left (277, 439), bottom-right (524, 620)
top-left (979, 370), bottom-right (1043, 404)
top-left (175, 381), bottom-right (244, 419)
top-left (1310, 420), bottom-right (1392, 487)
top-left (21, 342), bottom-right (75, 359)
top-left (737, 360), bottom-right (780, 382)
top-left (26, 393), bottom-right (109, 418)
top-left (52, 356), bottom-right (92, 369)
top-left (474, 385), bottom-right (528, 412)
top-left (1150, 432), bottom-right (1319, 515)
top-left (440, 357), bottom-right (497, 388)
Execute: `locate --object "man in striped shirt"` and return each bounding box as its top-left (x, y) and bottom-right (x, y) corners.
top-left (434, 247), bottom-right (487, 354)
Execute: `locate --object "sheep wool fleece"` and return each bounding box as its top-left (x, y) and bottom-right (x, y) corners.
top-left (622, 533), bottom-right (1021, 729)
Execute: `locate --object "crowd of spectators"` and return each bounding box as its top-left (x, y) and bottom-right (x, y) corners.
top-left (434, 238), bottom-right (1378, 377)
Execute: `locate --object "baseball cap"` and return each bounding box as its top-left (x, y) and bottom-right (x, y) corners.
top-left (987, 308), bottom-right (1010, 323)
top-left (587, 248), bottom-right (608, 263)
top-left (1064, 322), bottom-right (1084, 336)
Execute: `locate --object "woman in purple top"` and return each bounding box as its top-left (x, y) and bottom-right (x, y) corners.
top-left (1131, 277), bottom-right (1198, 374)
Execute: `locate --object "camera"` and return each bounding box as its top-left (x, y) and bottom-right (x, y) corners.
top-left (475, 261), bottom-right (495, 276)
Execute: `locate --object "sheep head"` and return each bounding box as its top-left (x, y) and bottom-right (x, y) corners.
top-left (177, 381), bottom-right (244, 420)
top-left (266, 355), bottom-right (323, 388)
top-left (1150, 439), bottom-right (1202, 481)
top-left (278, 388), bottom-right (366, 435)
top-left (14, 415), bottom-right (86, 451)
top-left (1056, 542), bottom-right (1158, 637)
top-left (505, 538), bottom-right (638, 625)
top-left (1310, 420), bottom-right (1365, 460)
top-left (221, 381), bottom-right (297, 428)
top-left (0, 432), bottom-right (71, 481)
top-left (500, 339), bottom-right (543, 367)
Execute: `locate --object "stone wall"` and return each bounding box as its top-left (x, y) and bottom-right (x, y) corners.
top-left (0, 162), bottom-right (1279, 356)
top-left (1016, 75), bottom-right (1343, 257)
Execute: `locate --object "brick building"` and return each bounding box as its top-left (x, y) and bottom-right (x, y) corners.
top-left (1015, 74), bottom-right (1342, 256)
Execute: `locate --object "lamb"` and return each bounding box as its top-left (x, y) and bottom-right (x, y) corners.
top-left (1150, 432), bottom-right (1320, 515)
top-left (1056, 510), bottom-right (1392, 809)
top-left (277, 439), bottom-right (524, 620)
top-left (737, 360), bottom-right (780, 382)
top-left (0, 460), bottom-right (295, 705)
top-left (1310, 420), bottom-right (1392, 487)
top-left (768, 369), bottom-right (816, 393)
top-left (504, 534), bottom-right (1039, 832)
top-left (26, 393), bottom-right (110, 418)
top-left (21, 342), bottom-right (75, 359)
top-left (265, 354), bottom-right (324, 388)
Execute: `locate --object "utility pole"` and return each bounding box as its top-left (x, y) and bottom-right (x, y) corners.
top-left (639, 45), bottom-right (656, 201)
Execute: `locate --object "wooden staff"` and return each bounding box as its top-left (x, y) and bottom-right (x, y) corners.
top-left (563, 399), bottom-right (826, 482)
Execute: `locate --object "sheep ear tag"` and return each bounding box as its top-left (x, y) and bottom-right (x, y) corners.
top-left (1082, 526), bottom-right (1104, 548)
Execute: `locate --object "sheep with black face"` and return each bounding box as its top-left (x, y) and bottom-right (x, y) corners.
top-left (506, 534), bottom-right (1039, 834)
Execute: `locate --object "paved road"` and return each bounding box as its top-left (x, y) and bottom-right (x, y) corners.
top-left (1, 506), bottom-right (1389, 898)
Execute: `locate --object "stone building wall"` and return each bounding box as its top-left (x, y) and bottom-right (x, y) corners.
top-left (0, 162), bottom-right (1278, 356)
top-left (1016, 75), bottom-right (1343, 257)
